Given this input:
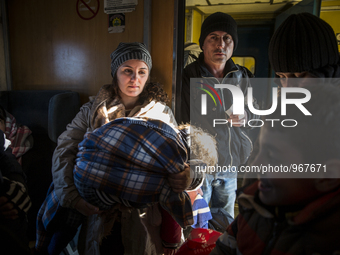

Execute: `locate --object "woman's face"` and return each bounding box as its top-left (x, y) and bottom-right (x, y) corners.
top-left (116, 59), bottom-right (149, 101)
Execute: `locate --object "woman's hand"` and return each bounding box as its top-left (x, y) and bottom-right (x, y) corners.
top-left (167, 163), bottom-right (192, 193)
top-left (75, 198), bottom-right (101, 216)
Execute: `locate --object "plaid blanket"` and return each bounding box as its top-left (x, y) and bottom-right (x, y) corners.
top-left (36, 117), bottom-right (193, 251)
top-left (74, 117), bottom-right (193, 226)
top-left (5, 111), bottom-right (32, 164)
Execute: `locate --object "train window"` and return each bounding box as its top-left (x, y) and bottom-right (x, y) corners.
top-left (232, 56), bottom-right (255, 75)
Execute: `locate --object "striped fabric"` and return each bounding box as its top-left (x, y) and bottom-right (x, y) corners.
top-left (191, 194), bottom-right (212, 229)
top-left (1, 176), bottom-right (31, 213)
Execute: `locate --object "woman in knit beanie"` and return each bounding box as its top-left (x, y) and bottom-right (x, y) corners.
top-left (108, 42), bottom-right (169, 108)
top-left (268, 12), bottom-right (340, 85)
top-left (35, 42), bottom-right (193, 255)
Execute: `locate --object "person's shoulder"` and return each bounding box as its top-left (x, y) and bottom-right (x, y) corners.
top-left (183, 59), bottom-right (203, 78)
top-left (81, 100), bottom-right (93, 108)
top-left (184, 59), bottom-right (200, 71)
top-left (185, 52), bottom-right (204, 70)
top-left (236, 64), bottom-right (254, 78)
top-left (76, 100), bottom-right (93, 117)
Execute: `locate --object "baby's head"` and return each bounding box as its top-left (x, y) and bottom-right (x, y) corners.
top-left (178, 123), bottom-right (218, 167)
top-left (252, 84), bottom-right (340, 206)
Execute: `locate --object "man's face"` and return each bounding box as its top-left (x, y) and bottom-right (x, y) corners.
top-left (276, 72), bottom-right (316, 87)
top-left (252, 129), bottom-right (319, 206)
top-left (202, 31), bottom-right (234, 67)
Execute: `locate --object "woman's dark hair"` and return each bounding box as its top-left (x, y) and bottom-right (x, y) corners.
top-left (112, 75), bottom-right (170, 104)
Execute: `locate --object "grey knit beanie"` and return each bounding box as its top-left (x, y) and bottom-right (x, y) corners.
top-left (110, 42), bottom-right (152, 77)
top-left (268, 13), bottom-right (339, 73)
top-left (199, 12), bottom-right (238, 51)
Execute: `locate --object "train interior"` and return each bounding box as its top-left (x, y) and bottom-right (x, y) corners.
top-left (0, 0), bottom-right (339, 254)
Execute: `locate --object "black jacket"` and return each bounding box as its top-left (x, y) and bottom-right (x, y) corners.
top-left (180, 53), bottom-right (259, 171)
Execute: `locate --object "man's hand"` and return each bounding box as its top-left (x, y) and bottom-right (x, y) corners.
top-left (227, 111), bottom-right (247, 127)
top-left (0, 196), bottom-right (19, 219)
top-left (75, 198), bottom-right (101, 216)
top-left (167, 163), bottom-right (192, 193)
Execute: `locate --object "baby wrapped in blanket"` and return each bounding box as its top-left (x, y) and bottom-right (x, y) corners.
top-left (36, 117), bottom-right (201, 254)
top-left (73, 117), bottom-right (194, 226)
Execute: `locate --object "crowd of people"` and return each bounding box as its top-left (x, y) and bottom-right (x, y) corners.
top-left (1, 10), bottom-right (340, 255)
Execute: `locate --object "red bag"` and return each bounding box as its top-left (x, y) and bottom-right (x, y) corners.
top-left (175, 228), bottom-right (222, 255)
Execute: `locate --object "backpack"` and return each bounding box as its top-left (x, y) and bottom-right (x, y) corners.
top-left (184, 42), bottom-right (202, 68)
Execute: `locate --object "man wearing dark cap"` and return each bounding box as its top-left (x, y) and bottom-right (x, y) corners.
top-left (268, 12), bottom-right (340, 84)
top-left (180, 12), bottom-right (258, 218)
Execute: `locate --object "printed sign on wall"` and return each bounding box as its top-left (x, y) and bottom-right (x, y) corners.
top-left (76, 0), bottom-right (100, 20)
top-left (108, 13), bottom-right (125, 33)
top-left (104, 0), bottom-right (138, 14)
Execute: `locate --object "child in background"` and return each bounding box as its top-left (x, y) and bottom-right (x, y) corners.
top-left (159, 124), bottom-right (218, 255)
top-left (179, 124), bottom-right (217, 229)
top-left (211, 84), bottom-right (340, 255)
